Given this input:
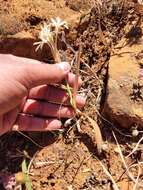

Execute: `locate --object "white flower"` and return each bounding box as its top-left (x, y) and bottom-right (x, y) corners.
top-left (51, 17), bottom-right (68, 30)
top-left (34, 18), bottom-right (68, 52)
top-left (34, 22), bottom-right (54, 51)
top-left (39, 23), bottom-right (53, 42)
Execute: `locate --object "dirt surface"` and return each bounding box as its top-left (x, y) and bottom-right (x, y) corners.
top-left (0, 0), bottom-right (143, 190)
top-left (0, 0), bottom-right (92, 36)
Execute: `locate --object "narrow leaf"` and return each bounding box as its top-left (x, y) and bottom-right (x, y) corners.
top-left (22, 159), bottom-right (33, 190)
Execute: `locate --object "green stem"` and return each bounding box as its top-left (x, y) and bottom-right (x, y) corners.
top-left (53, 27), bottom-right (75, 110)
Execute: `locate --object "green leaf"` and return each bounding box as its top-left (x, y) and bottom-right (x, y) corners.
top-left (22, 159), bottom-right (33, 190)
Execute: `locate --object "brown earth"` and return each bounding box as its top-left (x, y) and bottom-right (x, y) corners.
top-left (0, 0), bottom-right (143, 190)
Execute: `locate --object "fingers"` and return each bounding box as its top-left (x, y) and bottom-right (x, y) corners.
top-left (25, 62), bottom-right (70, 87)
top-left (17, 57), bottom-right (71, 88)
top-left (13, 114), bottom-right (62, 131)
top-left (18, 56), bottom-right (82, 89)
top-left (66, 73), bottom-right (82, 87)
top-left (28, 85), bottom-right (85, 107)
top-left (22, 99), bottom-right (75, 118)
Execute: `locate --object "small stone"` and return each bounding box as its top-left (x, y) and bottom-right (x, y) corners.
top-left (15, 172), bottom-right (25, 184)
top-left (101, 143), bottom-right (109, 152)
top-left (114, 147), bottom-right (120, 154)
top-left (132, 129), bottom-right (139, 137)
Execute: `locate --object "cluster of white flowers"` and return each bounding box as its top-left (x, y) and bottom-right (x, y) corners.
top-left (34, 17), bottom-right (68, 52)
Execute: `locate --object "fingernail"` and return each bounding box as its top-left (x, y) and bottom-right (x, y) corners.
top-left (57, 62), bottom-right (71, 72)
top-left (12, 124), bottom-right (19, 131)
top-left (76, 95), bottom-right (86, 106)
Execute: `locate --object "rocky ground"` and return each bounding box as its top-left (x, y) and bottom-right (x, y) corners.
top-left (0, 0), bottom-right (143, 190)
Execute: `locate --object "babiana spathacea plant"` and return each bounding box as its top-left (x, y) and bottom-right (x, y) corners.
top-left (34, 17), bottom-right (104, 154)
top-left (34, 17), bottom-right (77, 109)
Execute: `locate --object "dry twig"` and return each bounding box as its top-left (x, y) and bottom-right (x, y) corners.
top-left (112, 131), bottom-right (143, 187)
top-left (95, 157), bottom-right (120, 190)
top-left (126, 136), bottom-right (143, 158)
top-left (133, 163), bottom-right (141, 190)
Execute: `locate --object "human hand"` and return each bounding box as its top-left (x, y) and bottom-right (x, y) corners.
top-left (0, 54), bottom-right (85, 135)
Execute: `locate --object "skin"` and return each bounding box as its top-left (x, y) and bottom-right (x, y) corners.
top-left (0, 54), bottom-right (85, 136)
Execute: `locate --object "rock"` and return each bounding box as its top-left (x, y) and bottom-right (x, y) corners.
top-left (8, 31), bottom-right (33, 39)
top-left (0, 31), bottom-right (53, 61)
top-left (102, 38), bottom-right (143, 128)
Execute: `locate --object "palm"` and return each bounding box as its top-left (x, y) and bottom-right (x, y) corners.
top-left (0, 54), bottom-right (85, 136)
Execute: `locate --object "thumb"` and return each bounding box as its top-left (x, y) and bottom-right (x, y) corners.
top-left (20, 59), bottom-right (71, 88)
